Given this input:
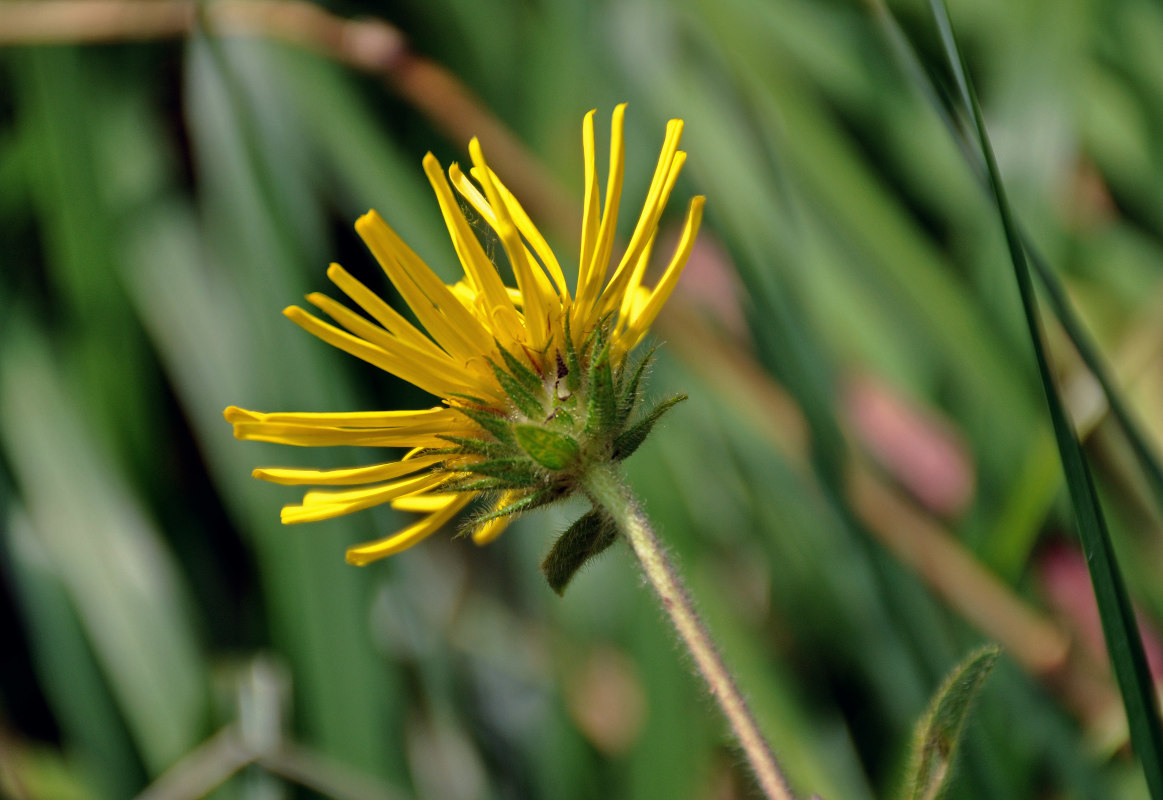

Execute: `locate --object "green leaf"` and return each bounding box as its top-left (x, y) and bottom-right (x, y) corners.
top-left (927, 2), bottom-right (1163, 793)
top-left (514, 424), bottom-right (580, 470)
top-left (491, 362), bottom-right (546, 420)
top-left (901, 645), bottom-right (1000, 800)
top-left (873, 0), bottom-right (1163, 569)
top-left (540, 508), bottom-right (618, 595)
top-left (613, 395), bottom-right (687, 461)
top-left (456, 406), bottom-right (516, 444)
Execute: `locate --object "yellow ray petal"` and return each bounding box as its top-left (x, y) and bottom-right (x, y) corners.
top-left (576, 109), bottom-right (601, 305)
top-left (422, 153), bottom-right (523, 341)
top-left (229, 406), bottom-right (457, 427)
top-left (283, 306), bottom-right (481, 399)
top-left (472, 165), bottom-right (569, 300)
top-left (468, 139), bottom-right (553, 353)
top-left (325, 263), bottom-right (450, 357)
top-left (598, 138), bottom-right (686, 319)
top-left (391, 492), bottom-right (464, 513)
top-left (252, 453), bottom-right (446, 486)
top-left (355, 210), bottom-right (495, 365)
top-left (229, 408), bottom-right (475, 447)
top-left (471, 489), bottom-right (522, 545)
top-left (620, 195), bottom-right (705, 349)
top-left (345, 493), bottom-right (476, 565)
top-left (471, 516), bottom-right (514, 546)
top-left (281, 471), bottom-right (450, 524)
top-left (615, 231), bottom-right (658, 334)
top-left (575, 103), bottom-right (626, 316)
top-left (453, 163), bottom-right (560, 307)
top-left (304, 293), bottom-right (462, 381)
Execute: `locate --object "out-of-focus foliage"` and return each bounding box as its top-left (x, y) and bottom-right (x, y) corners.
top-left (2, 0), bottom-right (1162, 798)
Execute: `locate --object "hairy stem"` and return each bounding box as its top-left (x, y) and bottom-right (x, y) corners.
top-left (582, 462), bottom-right (795, 800)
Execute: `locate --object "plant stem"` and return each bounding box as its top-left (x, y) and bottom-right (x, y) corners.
top-left (582, 462), bottom-right (795, 800)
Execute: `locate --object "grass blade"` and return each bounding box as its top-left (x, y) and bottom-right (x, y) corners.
top-left (871, 0), bottom-right (1163, 527)
top-left (926, 2), bottom-right (1163, 794)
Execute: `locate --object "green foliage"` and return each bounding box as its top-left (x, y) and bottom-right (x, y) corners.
top-left (927, 1), bottom-right (1163, 791)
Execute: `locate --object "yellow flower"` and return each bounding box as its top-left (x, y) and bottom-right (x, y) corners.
top-left (225, 105), bottom-right (704, 566)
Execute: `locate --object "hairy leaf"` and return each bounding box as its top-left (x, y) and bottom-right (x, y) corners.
top-left (541, 508), bottom-right (618, 595)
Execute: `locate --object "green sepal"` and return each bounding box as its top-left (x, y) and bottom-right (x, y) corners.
top-left (441, 474), bottom-right (540, 492)
top-left (496, 339), bottom-right (545, 395)
top-left (584, 342), bottom-right (616, 435)
top-left (563, 314), bottom-right (582, 392)
top-left (455, 405), bottom-right (516, 444)
top-left (437, 435), bottom-right (514, 460)
top-left (491, 362), bottom-right (545, 420)
top-left (613, 394), bottom-right (687, 461)
top-left (900, 645), bottom-right (1000, 800)
top-left (514, 424), bottom-right (580, 470)
top-left (460, 458), bottom-right (542, 483)
top-left (541, 508), bottom-right (618, 595)
top-left (583, 313), bottom-right (611, 358)
top-left (448, 393), bottom-right (492, 408)
top-left (617, 344), bottom-right (659, 426)
top-left (471, 486), bottom-right (567, 525)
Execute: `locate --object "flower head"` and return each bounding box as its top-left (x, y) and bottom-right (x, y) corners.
top-left (225, 105), bottom-right (704, 566)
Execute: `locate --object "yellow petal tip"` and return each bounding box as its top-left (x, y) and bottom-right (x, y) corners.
top-left (345, 548), bottom-right (378, 567)
top-left (354, 210), bottom-right (388, 240)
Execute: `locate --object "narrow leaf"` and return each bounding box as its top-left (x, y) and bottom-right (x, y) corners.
top-left (874, 0), bottom-right (1163, 546)
top-left (540, 508), bottom-right (618, 595)
top-left (928, 3), bottom-right (1163, 793)
top-left (514, 424), bottom-right (580, 470)
top-left (901, 645), bottom-right (1000, 800)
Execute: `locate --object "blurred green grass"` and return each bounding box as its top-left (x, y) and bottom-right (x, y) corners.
top-left (2, 0), bottom-right (1163, 798)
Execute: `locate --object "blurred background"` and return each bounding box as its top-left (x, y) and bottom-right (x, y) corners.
top-left (2, 0), bottom-right (1163, 798)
